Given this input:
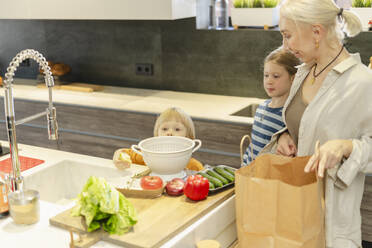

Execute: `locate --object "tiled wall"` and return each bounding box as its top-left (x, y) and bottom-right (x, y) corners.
top-left (0, 18), bottom-right (371, 98)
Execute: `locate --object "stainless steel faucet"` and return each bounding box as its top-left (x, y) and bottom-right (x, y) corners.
top-left (3, 49), bottom-right (58, 191)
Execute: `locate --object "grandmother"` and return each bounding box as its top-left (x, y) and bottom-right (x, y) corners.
top-left (261, 0), bottom-right (372, 247)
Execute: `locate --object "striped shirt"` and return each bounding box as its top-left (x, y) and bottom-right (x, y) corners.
top-left (242, 99), bottom-right (285, 166)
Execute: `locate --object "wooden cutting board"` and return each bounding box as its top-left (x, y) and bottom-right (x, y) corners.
top-left (50, 188), bottom-right (234, 248)
top-left (37, 83), bottom-right (104, 92)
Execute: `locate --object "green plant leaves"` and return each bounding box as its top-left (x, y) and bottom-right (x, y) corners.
top-left (352, 0), bottom-right (372, 7)
top-left (263, 0), bottom-right (278, 7)
top-left (233, 0), bottom-right (278, 8)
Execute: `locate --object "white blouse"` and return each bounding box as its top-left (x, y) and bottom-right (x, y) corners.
top-left (261, 53), bottom-right (372, 248)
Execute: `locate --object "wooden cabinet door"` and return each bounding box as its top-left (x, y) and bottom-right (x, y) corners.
top-left (0, 0), bottom-right (195, 20)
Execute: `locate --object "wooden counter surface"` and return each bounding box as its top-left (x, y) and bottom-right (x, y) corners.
top-left (50, 188), bottom-right (235, 248)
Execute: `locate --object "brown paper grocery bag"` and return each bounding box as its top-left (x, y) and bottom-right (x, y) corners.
top-left (235, 154), bottom-right (325, 248)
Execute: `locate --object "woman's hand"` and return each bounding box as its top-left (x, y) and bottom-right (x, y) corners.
top-left (276, 132), bottom-right (297, 156)
top-left (304, 140), bottom-right (353, 177)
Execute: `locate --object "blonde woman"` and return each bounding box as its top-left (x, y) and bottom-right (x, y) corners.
top-left (261, 0), bottom-right (372, 247)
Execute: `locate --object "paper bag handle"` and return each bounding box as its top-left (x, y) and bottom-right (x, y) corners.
top-left (240, 134), bottom-right (253, 165)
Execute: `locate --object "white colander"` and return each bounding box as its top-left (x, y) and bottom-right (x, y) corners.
top-left (131, 136), bottom-right (202, 177)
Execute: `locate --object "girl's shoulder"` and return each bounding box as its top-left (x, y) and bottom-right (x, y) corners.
top-left (265, 99), bottom-right (284, 114)
top-left (254, 99), bottom-right (283, 118)
top-left (258, 99), bottom-right (271, 108)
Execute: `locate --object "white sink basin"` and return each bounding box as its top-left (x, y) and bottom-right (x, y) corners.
top-left (23, 160), bottom-right (134, 204)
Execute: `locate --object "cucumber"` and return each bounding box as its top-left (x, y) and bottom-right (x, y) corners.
top-left (221, 166), bottom-right (236, 177)
top-left (222, 168), bottom-right (236, 181)
top-left (207, 169), bottom-right (229, 185)
top-left (198, 172), bottom-right (223, 188)
top-left (209, 181), bottom-right (215, 190)
top-left (214, 167), bottom-right (235, 182)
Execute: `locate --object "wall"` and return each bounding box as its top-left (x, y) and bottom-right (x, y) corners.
top-left (0, 18), bottom-right (371, 98)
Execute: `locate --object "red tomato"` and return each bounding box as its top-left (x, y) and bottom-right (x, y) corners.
top-left (140, 176), bottom-right (163, 190)
top-left (183, 175), bottom-right (209, 201)
top-left (165, 178), bottom-right (185, 196)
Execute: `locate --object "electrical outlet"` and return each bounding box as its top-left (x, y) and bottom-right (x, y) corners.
top-left (135, 63), bottom-right (153, 76)
top-left (20, 58), bottom-right (30, 67)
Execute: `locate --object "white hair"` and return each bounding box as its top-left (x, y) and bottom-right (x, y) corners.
top-left (280, 0), bottom-right (362, 42)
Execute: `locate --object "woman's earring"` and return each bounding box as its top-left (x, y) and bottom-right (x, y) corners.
top-left (315, 40), bottom-right (319, 48)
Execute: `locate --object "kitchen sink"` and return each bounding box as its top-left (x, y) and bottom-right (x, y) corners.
top-left (230, 103), bottom-right (259, 117)
top-left (23, 160), bottom-right (132, 204)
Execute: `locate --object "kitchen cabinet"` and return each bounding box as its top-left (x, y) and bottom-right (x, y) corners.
top-left (0, 98), bottom-right (247, 168)
top-left (0, 0), bottom-right (195, 20)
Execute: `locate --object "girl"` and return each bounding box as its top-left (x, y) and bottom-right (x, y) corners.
top-left (113, 107), bottom-right (204, 171)
top-left (242, 47), bottom-right (300, 166)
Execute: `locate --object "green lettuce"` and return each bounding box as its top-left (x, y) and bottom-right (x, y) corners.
top-left (71, 176), bottom-right (137, 235)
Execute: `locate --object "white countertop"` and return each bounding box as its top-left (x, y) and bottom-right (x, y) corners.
top-left (0, 143), bottom-right (124, 248)
top-left (2, 78), bottom-right (264, 124)
top-left (0, 143), bottom-right (236, 248)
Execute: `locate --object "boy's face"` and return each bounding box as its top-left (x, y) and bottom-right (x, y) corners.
top-left (263, 61), bottom-right (293, 98)
top-left (158, 120), bottom-right (187, 137)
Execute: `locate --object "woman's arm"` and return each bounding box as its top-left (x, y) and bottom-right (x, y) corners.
top-left (336, 135), bottom-right (372, 187)
top-left (276, 131), bottom-right (297, 157)
top-left (260, 127), bottom-right (291, 155)
top-left (304, 139), bottom-right (353, 177)
top-left (304, 134), bottom-right (372, 189)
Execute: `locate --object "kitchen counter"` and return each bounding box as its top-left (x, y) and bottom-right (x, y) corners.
top-left (0, 143), bottom-right (122, 247)
top-left (0, 143), bottom-right (237, 248)
top-left (1, 78), bottom-right (264, 124)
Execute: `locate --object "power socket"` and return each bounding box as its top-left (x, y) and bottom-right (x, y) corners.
top-left (135, 63), bottom-right (153, 76)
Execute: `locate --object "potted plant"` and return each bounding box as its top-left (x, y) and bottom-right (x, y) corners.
top-left (351, 0), bottom-right (372, 31)
top-left (230, 0), bottom-right (279, 28)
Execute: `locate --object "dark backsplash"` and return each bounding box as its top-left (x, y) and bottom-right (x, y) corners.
top-left (0, 18), bottom-right (371, 98)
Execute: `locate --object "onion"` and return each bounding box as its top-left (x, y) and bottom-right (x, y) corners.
top-left (165, 178), bottom-right (185, 196)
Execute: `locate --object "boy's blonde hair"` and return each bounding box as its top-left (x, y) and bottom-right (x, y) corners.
top-left (264, 46), bottom-right (301, 76)
top-left (153, 107), bottom-right (196, 139)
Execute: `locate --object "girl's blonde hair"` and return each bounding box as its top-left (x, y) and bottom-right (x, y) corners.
top-left (280, 0), bottom-right (362, 43)
top-left (153, 107), bottom-right (196, 139)
top-left (264, 46), bottom-right (301, 76)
